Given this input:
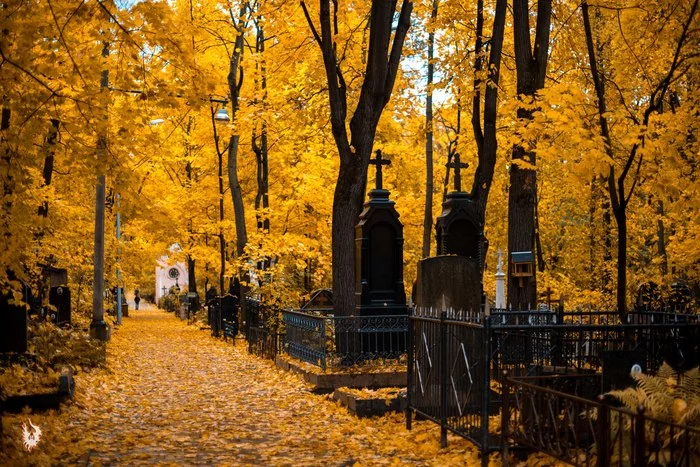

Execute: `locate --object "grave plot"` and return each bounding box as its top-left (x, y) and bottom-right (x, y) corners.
top-left (405, 307), bottom-right (700, 466)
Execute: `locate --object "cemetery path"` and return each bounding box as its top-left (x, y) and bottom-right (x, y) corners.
top-left (2, 308), bottom-right (484, 466)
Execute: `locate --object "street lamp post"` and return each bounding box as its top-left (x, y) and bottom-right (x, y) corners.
top-left (210, 100), bottom-right (230, 296)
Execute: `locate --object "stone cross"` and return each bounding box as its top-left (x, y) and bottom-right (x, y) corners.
top-left (446, 153), bottom-right (468, 192)
top-left (369, 149), bottom-right (391, 190)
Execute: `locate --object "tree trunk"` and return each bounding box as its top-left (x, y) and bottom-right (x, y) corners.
top-left (602, 195), bottom-right (613, 294)
top-left (422, 0), bottom-right (438, 259)
top-left (615, 207), bottom-right (627, 316)
top-left (253, 19), bottom-right (270, 241)
top-left (469, 0), bottom-right (507, 221)
top-left (331, 155), bottom-right (366, 316)
top-left (187, 255), bottom-right (197, 295)
top-left (225, 5), bottom-right (249, 319)
top-left (507, 0), bottom-right (551, 310)
top-left (507, 136), bottom-right (537, 309)
top-left (227, 135), bottom-right (247, 257)
top-left (38, 119), bottom-right (59, 219)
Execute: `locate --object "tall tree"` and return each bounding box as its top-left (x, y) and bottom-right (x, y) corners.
top-left (469, 0), bottom-right (507, 231)
top-left (301, 0), bottom-right (413, 316)
top-left (581, 0), bottom-right (698, 317)
top-left (422, 0), bottom-right (438, 258)
top-left (507, 0), bottom-right (552, 310)
top-left (252, 13), bottom-right (270, 272)
top-left (225, 4), bottom-right (249, 262)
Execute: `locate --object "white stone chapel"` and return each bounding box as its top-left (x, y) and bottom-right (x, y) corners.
top-left (155, 244), bottom-right (188, 302)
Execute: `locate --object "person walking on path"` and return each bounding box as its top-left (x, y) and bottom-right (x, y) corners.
top-left (134, 289), bottom-right (141, 310)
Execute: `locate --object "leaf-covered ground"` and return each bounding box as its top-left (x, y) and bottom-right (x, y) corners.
top-left (1, 308), bottom-right (493, 466)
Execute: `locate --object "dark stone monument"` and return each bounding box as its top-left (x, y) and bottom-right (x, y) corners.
top-left (602, 350), bottom-right (646, 392)
top-left (435, 154), bottom-right (486, 266)
top-left (48, 285), bottom-right (71, 325)
top-left (41, 265), bottom-right (68, 289)
top-left (0, 291), bottom-right (28, 354)
top-left (415, 256), bottom-right (482, 314)
top-left (416, 153), bottom-right (485, 313)
top-left (355, 150), bottom-right (407, 317)
top-left (220, 294), bottom-right (239, 339)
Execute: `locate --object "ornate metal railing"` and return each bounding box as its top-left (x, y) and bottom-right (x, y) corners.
top-left (247, 325), bottom-right (285, 360)
top-left (406, 312), bottom-right (496, 458)
top-left (490, 322), bottom-right (700, 377)
top-left (407, 306), bottom-right (700, 464)
top-left (282, 310), bottom-right (408, 370)
top-left (502, 374), bottom-right (700, 466)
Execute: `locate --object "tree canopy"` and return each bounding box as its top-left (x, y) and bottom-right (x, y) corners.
top-left (1, 0), bottom-right (697, 312)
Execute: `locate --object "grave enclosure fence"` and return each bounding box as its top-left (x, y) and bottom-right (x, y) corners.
top-left (502, 374), bottom-right (700, 467)
top-left (405, 308), bottom-right (700, 466)
top-left (245, 297), bottom-right (285, 360)
top-left (237, 303), bottom-right (700, 465)
top-left (282, 309), bottom-right (408, 370)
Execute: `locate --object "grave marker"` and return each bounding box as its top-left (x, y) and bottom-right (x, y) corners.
top-left (355, 150), bottom-right (407, 317)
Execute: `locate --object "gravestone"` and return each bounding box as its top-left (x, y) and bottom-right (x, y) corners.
top-left (354, 150), bottom-right (407, 356)
top-left (0, 292), bottom-right (28, 354)
top-left (41, 265), bottom-right (68, 288)
top-left (220, 294), bottom-right (239, 339)
top-left (48, 285), bottom-right (71, 325)
top-left (602, 350), bottom-right (646, 392)
top-left (355, 150), bottom-right (407, 317)
top-left (435, 153), bottom-right (487, 268)
top-left (301, 288), bottom-right (334, 314)
top-left (416, 153), bottom-right (484, 313)
top-left (415, 256), bottom-right (482, 314)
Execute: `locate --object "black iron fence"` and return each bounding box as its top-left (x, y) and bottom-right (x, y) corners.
top-left (247, 325), bottom-right (285, 360)
top-left (502, 374), bottom-right (700, 466)
top-left (406, 308), bottom-right (700, 464)
top-left (243, 297), bottom-right (287, 360)
top-left (282, 310), bottom-right (408, 370)
top-left (406, 311), bottom-right (496, 461)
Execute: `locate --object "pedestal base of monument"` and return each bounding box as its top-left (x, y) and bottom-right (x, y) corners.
top-left (415, 256), bottom-right (482, 312)
top-left (275, 354), bottom-right (406, 392)
top-left (89, 320), bottom-right (111, 341)
top-left (333, 387), bottom-right (406, 417)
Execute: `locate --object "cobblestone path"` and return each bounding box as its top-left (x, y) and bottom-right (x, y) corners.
top-left (2, 309), bottom-right (483, 466)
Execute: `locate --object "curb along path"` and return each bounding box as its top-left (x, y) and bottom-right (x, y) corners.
top-left (2, 309), bottom-right (482, 466)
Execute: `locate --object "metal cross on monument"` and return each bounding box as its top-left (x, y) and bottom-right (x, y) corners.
top-left (446, 152), bottom-right (469, 192)
top-left (369, 149), bottom-right (391, 190)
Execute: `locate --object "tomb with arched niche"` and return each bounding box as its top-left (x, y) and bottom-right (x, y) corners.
top-left (355, 150), bottom-right (407, 317)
